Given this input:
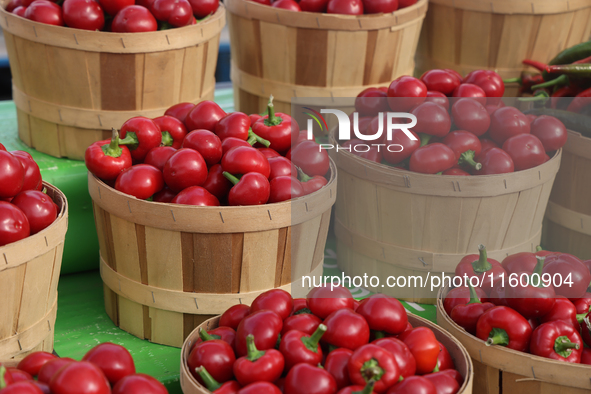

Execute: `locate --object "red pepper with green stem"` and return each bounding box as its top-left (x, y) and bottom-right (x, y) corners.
top-left (219, 304), bottom-right (250, 330)
top-left (238, 382), bottom-right (282, 394)
top-left (571, 292), bottom-right (591, 315)
top-left (222, 146), bottom-right (271, 178)
top-left (476, 306), bottom-right (532, 352)
top-left (307, 285), bottom-right (354, 319)
top-left (450, 282), bottom-right (494, 335)
top-left (543, 253), bottom-right (591, 298)
top-left (215, 112), bottom-right (270, 147)
top-left (194, 327), bottom-right (236, 349)
top-left (118, 117), bottom-right (162, 162)
top-left (298, 167), bottom-right (328, 195)
top-left (423, 371), bottom-right (460, 394)
top-left (250, 289), bottom-right (293, 320)
top-left (323, 309), bottom-right (370, 351)
top-left (355, 294), bottom-right (408, 338)
top-left (443, 286), bottom-right (488, 316)
top-left (279, 324), bottom-right (326, 371)
top-left (347, 344), bottom-right (400, 393)
top-left (252, 96), bottom-right (298, 154)
top-left (233, 334), bottom-right (284, 386)
top-left (223, 172), bottom-right (271, 206)
top-left (540, 296), bottom-right (587, 329)
top-left (436, 342), bottom-right (455, 371)
top-left (187, 339), bottom-right (236, 384)
top-left (325, 348), bottom-right (354, 390)
top-left (195, 367), bottom-right (241, 394)
top-left (85, 128), bottom-right (132, 181)
top-left (506, 257), bottom-right (556, 319)
top-left (282, 313), bottom-right (322, 336)
top-left (284, 364), bottom-right (338, 394)
top-left (0, 365), bottom-right (13, 389)
top-left (398, 327), bottom-right (440, 375)
top-left (372, 338), bottom-right (416, 379)
top-left (235, 310), bottom-right (283, 357)
top-left (454, 245), bottom-right (506, 290)
top-left (530, 320), bottom-right (582, 363)
top-left (153, 115), bottom-right (187, 149)
top-left (337, 381), bottom-right (376, 394)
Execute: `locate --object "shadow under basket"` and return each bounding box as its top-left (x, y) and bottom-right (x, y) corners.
top-left (0, 183), bottom-right (68, 362)
top-left (89, 160), bottom-right (337, 348)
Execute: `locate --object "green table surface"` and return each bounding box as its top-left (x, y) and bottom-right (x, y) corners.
top-left (2, 87), bottom-right (435, 393)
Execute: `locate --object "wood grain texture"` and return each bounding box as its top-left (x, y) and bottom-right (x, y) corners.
top-left (417, 2), bottom-right (591, 84)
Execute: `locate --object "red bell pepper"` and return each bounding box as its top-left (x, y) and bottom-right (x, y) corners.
top-left (187, 340), bottom-right (236, 385)
top-left (423, 371), bottom-right (460, 394)
top-left (238, 381), bottom-right (281, 394)
top-left (347, 344), bottom-right (400, 393)
top-left (325, 348), bottom-right (353, 390)
top-left (501, 249), bottom-right (549, 275)
top-left (323, 309), bottom-right (370, 351)
top-left (436, 342), bottom-right (455, 371)
top-left (235, 310), bottom-right (283, 357)
top-left (250, 289), bottom-right (293, 320)
top-left (195, 327), bottom-right (236, 350)
top-left (281, 313), bottom-right (322, 336)
top-left (582, 348), bottom-right (591, 365)
top-left (222, 146), bottom-right (271, 178)
top-left (443, 286), bottom-right (488, 316)
top-left (356, 294), bottom-right (408, 337)
top-left (398, 327), bottom-right (440, 375)
top-left (224, 172), bottom-right (271, 206)
top-left (542, 253), bottom-right (591, 298)
top-left (233, 334), bottom-right (284, 386)
top-left (530, 320), bottom-right (582, 363)
top-left (386, 376), bottom-right (436, 394)
top-left (298, 168), bottom-right (328, 196)
top-left (18, 351), bottom-right (58, 378)
top-left (291, 298), bottom-right (308, 314)
top-left (572, 292), bottom-right (591, 315)
top-left (185, 100), bottom-right (226, 132)
top-left (85, 129), bottom-right (132, 181)
top-left (506, 257), bottom-right (556, 319)
top-left (118, 116), bottom-right (162, 162)
top-left (540, 296), bottom-right (587, 329)
top-left (454, 245), bottom-right (505, 290)
top-left (219, 304), bottom-right (250, 330)
top-left (279, 324), bottom-right (326, 371)
top-left (307, 285), bottom-right (354, 319)
top-left (476, 306), bottom-right (532, 352)
top-left (252, 96), bottom-right (298, 154)
top-left (284, 364), bottom-right (338, 394)
top-left (450, 283), bottom-right (495, 335)
top-left (337, 381), bottom-right (376, 394)
top-left (153, 115), bottom-right (187, 149)
top-left (372, 338), bottom-right (416, 379)
top-left (0, 365), bottom-right (13, 389)
top-left (195, 367), bottom-right (241, 394)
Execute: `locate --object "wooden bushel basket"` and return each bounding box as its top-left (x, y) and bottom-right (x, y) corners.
top-left (226, 0), bottom-right (428, 129)
top-left (437, 286), bottom-right (591, 393)
top-left (89, 160), bottom-right (337, 348)
top-left (330, 130), bottom-right (561, 303)
top-left (543, 130), bottom-right (591, 259)
top-left (179, 314), bottom-right (475, 394)
top-left (0, 3), bottom-right (226, 160)
top-left (0, 183), bottom-right (68, 362)
top-left (416, 0), bottom-right (591, 95)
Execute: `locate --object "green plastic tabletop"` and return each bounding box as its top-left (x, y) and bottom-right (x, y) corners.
top-left (1, 88), bottom-right (436, 393)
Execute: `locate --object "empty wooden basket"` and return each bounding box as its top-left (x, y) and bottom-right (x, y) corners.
top-left (88, 160), bottom-right (337, 348)
top-left (179, 313), bottom-right (474, 394)
top-left (0, 183), bottom-right (68, 362)
top-left (416, 0), bottom-right (591, 95)
top-left (330, 130), bottom-right (561, 303)
top-left (437, 286), bottom-right (591, 393)
top-left (543, 130), bottom-right (591, 259)
top-left (226, 0), bottom-right (428, 126)
top-left (0, 3), bottom-right (226, 160)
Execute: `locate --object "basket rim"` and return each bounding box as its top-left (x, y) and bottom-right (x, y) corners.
top-left (426, 0), bottom-right (591, 15)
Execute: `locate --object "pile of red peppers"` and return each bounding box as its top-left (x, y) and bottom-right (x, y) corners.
top-left (84, 97), bottom-right (330, 206)
top-left (445, 245), bottom-right (591, 365)
top-left (187, 286), bottom-right (465, 394)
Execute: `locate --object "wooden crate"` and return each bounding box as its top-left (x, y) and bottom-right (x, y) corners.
top-left (226, 0), bottom-right (428, 129)
top-left (88, 161), bottom-right (337, 348)
top-left (0, 3), bottom-right (226, 160)
top-left (543, 130), bottom-right (591, 259)
top-left (437, 286), bottom-right (591, 393)
top-left (416, 0), bottom-right (591, 95)
top-left (179, 313), bottom-right (474, 394)
top-left (0, 183), bottom-right (68, 362)
top-left (330, 130), bottom-right (561, 303)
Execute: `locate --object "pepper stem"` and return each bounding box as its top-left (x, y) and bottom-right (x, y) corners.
top-left (472, 244), bottom-right (492, 273)
top-left (576, 312), bottom-right (587, 323)
top-left (419, 133), bottom-right (432, 147)
top-left (198, 328), bottom-right (217, 342)
top-left (458, 150), bottom-right (482, 170)
top-left (101, 128), bottom-right (124, 157)
top-left (531, 74), bottom-right (569, 90)
top-left (432, 363), bottom-right (440, 373)
top-left (247, 129), bottom-right (271, 147)
top-left (161, 131), bottom-right (174, 147)
top-left (554, 335), bottom-right (579, 358)
top-left (361, 359), bottom-right (384, 383)
top-left (536, 245), bottom-right (543, 252)
top-left (373, 331), bottom-right (386, 339)
top-left (223, 172), bottom-right (240, 185)
top-left (0, 366), bottom-right (8, 390)
top-left (532, 256), bottom-right (546, 288)
top-left (522, 59), bottom-right (547, 72)
top-left (195, 366), bottom-right (222, 391)
top-left (467, 281), bottom-right (482, 305)
top-left (353, 381), bottom-right (376, 394)
top-left (117, 131), bottom-right (139, 148)
top-left (486, 327), bottom-right (510, 347)
top-left (264, 95), bottom-right (282, 127)
top-left (298, 167), bottom-right (312, 183)
top-left (245, 334), bottom-right (266, 362)
top-left (301, 324), bottom-right (327, 353)
top-left (503, 77), bottom-right (522, 85)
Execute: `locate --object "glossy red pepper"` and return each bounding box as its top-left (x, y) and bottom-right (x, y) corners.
top-left (348, 344), bottom-right (399, 393)
top-left (502, 134), bottom-right (547, 171)
top-left (372, 338), bottom-right (416, 378)
top-left (115, 164), bottom-right (164, 200)
top-left (219, 304), bottom-right (251, 330)
top-left (463, 70), bottom-right (505, 103)
top-left (423, 371), bottom-right (460, 394)
top-left (258, 148), bottom-right (281, 159)
top-left (279, 324), bottom-right (326, 371)
top-left (272, 0), bottom-right (301, 11)
top-left (290, 141), bottom-right (330, 177)
top-left (85, 129), bottom-right (132, 181)
top-left (442, 130), bottom-right (482, 171)
top-left (164, 102), bottom-right (194, 124)
top-left (450, 98), bottom-right (490, 137)
top-left (195, 367), bottom-right (241, 394)
top-left (185, 100), bottom-right (226, 132)
top-left (11, 151), bottom-right (42, 192)
top-left (398, 327), bottom-right (440, 375)
top-left (409, 143), bottom-right (456, 174)
top-left (0, 381), bottom-right (44, 394)
top-left (442, 286), bottom-right (488, 316)
top-left (188, 339), bottom-right (236, 384)
top-left (442, 168), bottom-right (470, 176)
top-left (252, 97), bottom-right (298, 153)
top-left (307, 285), bottom-right (354, 319)
top-left (238, 381), bottom-right (281, 394)
top-left (530, 320), bottom-right (582, 363)
top-left (540, 296), bottom-right (586, 329)
top-left (502, 249), bottom-right (547, 275)
top-left (118, 117), bottom-right (162, 162)
top-left (203, 164), bottom-right (232, 201)
top-left (488, 107), bottom-right (530, 146)
top-left (337, 381), bottom-right (376, 394)
top-left (195, 326), bottom-right (236, 350)
top-left (0, 365), bottom-right (13, 389)
top-left (163, 148), bottom-right (208, 192)
top-left (284, 363), bottom-right (338, 394)
top-left (543, 253), bottom-right (591, 298)
top-left (7, 368), bottom-right (32, 382)
top-left (410, 102), bottom-right (451, 138)
top-left (182, 129), bottom-right (223, 166)
top-left (269, 176), bottom-right (304, 203)
top-left (472, 148), bottom-right (514, 175)
top-left (581, 348), bottom-right (591, 365)
top-left (506, 257), bottom-right (556, 319)
top-left (450, 283), bottom-right (495, 334)
top-left (268, 157), bottom-right (296, 180)
top-left (215, 112), bottom-right (265, 146)
top-left (222, 138), bottom-right (253, 156)
top-left (529, 115), bottom-right (568, 152)
top-left (476, 306), bottom-right (532, 352)
top-left (356, 294), bottom-right (408, 336)
top-left (455, 245), bottom-right (506, 290)
top-left (436, 342), bottom-right (455, 371)
top-left (37, 358), bottom-right (75, 384)
top-left (387, 76), bottom-right (427, 112)
top-left (572, 292), bottom-right (591, 315)
top-left (420, 69), bottom-right (461, 96)
top-left (222, 146), bottom-right (271, 178)
top-left (425, 91), bottom-right (449, 110)
top-left (298, 169), bottom-right (329, 196)
top-left (325, 348), bottom-right (353, 390)
top-left (250, 289), bottom-right (293, 320)
top-left (144, 146), bottom-right (176, 172)
top-left (341, 139), bottom-right (382, 163)
top-left (153, 115), bottom-right (187, 149)
top-left (323, 309), bottom-right (370, 351)
top-left (386, 376), bottom-right (436, 394)
top-left (355, 88), bottom-right (389, 116)
top-left (452, 84), bottom-right (487, 106)
top-left (224, 172), bottom-right (271, 206)
top-left (235, 310), bottom-right (283, 357)
top-left (49, 362), bottom-right (111, 394)
top-left (234, 334), bottom-right (284, 386)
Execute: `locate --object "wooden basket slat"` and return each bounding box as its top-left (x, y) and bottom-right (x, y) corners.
top-left (17, 251), bottom-right (55, 332)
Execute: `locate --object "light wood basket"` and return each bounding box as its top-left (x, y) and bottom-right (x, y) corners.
top-left (543, 130), bottom-right (591, 259)
top-left (330, 129), bottom-right (562, 303)
top-left (437, 286), bottom-right (591, 393)
top-left (416, 0), bottom-right (591, 96)
top-left (179, 313), bottom-right (474, 394)
top-left (88, 160), bottom-right (336, 348)
top-left (0, 3), bottom-right (226, 160)
top-left (0, 183), bottom-right (68, 362)
top-left (226, 0), bottom-right (427, 128)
